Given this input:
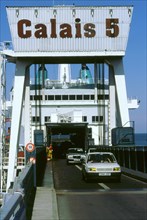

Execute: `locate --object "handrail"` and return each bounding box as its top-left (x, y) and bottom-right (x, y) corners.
top-left (0, 146), bottom-right (48, 219)
top-left (0, 192), bottom-right (25, 220)
top-left (0, 162), bottom-right (34, 220)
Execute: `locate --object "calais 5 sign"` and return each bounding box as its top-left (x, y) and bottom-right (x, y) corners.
top-left (6, 6), bottom-right (133, 53)
top-left (17, 18), bottom-right (119, 39)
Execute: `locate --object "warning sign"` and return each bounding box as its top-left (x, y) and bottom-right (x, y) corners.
top-left (26, 143), bottom-right (35, 152)
top-left (29, 157), bottom-right (36, 164)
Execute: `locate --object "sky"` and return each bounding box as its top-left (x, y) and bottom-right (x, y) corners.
top-left (0, 0), bottom-right (146, 133)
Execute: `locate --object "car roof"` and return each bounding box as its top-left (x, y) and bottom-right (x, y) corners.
top-left (88, 148), bottom-right (108, 152)
top-left (68, 148), bottom-right (83, 150)
top-left (67, 148), bottom-right (83, 152)
top-left (87, 152), bottom-right (113, 155)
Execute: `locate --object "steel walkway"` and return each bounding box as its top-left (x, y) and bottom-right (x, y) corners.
top-left (31, 161), bottom-right (59, 220)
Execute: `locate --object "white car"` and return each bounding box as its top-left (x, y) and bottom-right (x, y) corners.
top-left (87, 147), bottom-right (98, 153)
top-left (66, 148), bottom-right (85, 164)
top-left (82, 152), bottom-right (121, 182)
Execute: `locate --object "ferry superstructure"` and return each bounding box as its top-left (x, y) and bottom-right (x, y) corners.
top-left (6, 63), bottom-right (139, 148)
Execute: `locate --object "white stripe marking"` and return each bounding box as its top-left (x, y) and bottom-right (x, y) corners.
top-left (98, 183), bottom-right (110, 190)
top-left (75, 165), bottom-right (110, 190)
top-left (75, 165), bottom-right (82, 171)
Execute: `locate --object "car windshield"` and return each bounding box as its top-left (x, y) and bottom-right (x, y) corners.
top-left (89, 148), bottom-right (97, 152)
top-left (68, 148), bottom-right (83, 153)
top-left (88, 154), bottom-right (116, 163)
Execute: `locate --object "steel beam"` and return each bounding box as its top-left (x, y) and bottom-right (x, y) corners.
top-left (7, 60), bottom-right (30, 191)
top-left (107, 57), bottom-right (130, 127)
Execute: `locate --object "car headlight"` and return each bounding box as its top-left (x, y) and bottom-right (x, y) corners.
top-left (89, 167), bottom-right (97, 171)
top-left (113, 167), bottom-right (120, 171)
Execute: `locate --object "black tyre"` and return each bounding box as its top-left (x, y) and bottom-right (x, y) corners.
top-left (83, 173), bottom-right (89, 182)
top-left (116, 176), bottom-right (121, 183)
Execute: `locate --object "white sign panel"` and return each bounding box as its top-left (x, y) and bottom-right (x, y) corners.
top-left (6, 6), bottom-right (133, 54)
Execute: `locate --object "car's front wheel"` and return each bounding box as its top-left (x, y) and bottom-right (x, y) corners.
top-left (115, 176), bottom-right (121, 183)
top-left (82, 172), bottom-right (89, 182)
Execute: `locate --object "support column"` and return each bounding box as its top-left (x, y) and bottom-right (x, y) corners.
top-left (24, 68), bottom-right (32, 147)
top-left (109, 65), bottom-right (116, 129)
top-left (108, 57), bottom-right (130, 127)
top-left (0, 54), bottom-right (4, 191)
top-left (7, 60), bottom-right (30, 190)
top-left (108, 66), bottom-right (116, 145)
top-left (94, 63), bottom-right (98, 103)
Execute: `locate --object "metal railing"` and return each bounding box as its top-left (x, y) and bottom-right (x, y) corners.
top-left (0, 192), bottom-right (25, 220)
top-left (0, 162), bottom-right (35, 220)
top-left (0, 146), bottom-right (47, 219)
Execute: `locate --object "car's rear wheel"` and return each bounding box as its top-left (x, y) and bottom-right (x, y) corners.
top-left (82, 172), bottom-right (85, 180)
top-left (85, 175), bottom-right (89, 182)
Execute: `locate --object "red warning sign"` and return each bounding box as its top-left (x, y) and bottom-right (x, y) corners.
top-left (29, 157), bottom-right (36, 164)
top-left (26, 143), bottom-right (35, 152)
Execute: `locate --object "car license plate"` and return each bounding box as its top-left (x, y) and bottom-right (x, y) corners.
top-left (99, 173), bottom-right (111, 176)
